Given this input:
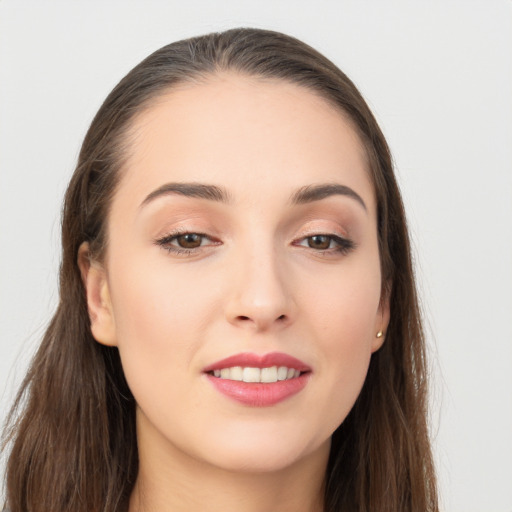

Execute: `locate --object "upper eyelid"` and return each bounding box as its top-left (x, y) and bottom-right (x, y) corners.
top-left (154, 232), bottom-right (218, 256)
top-left (156, 231), bottom-right (216, 244)
top-left (292, 229), bottom-right (350, 242)
top-left (155, 228), bottom-right (350, 241)
top-left (291, 218), bottom-right (350, 235)
top-left (156, 232), bottom-right (354, 254)
top-left (294, 233), bottom-right (353, 245)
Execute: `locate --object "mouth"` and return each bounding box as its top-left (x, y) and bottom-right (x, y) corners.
top-left (203, 352), bottom-right (311, 406)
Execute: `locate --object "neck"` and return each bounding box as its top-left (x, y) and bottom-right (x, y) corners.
top-left (129, 414), bottom-right (329, 512)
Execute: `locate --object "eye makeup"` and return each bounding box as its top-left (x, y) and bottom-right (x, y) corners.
top-left (293, 233), bottom-right (356, 255)
top-left (146, 194), bottom-right (363, 260)
top-left (154, 228), bottom-right (220, 256)
top-left (154, 228), bottom-right (356, 260)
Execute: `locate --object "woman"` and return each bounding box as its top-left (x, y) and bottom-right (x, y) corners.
top-left (2, 28), bottom-right (438, 512)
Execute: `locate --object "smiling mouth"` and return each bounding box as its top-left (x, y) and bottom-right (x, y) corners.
top-left (204, 353), bottom-right (311, 406)
top-left (208, 366), bottom-right (304, 383)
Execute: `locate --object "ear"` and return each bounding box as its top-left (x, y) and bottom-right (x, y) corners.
top-left (371, 284), bottom-right (391, 353)
top-left (77, 242), bottom-right (117, 346)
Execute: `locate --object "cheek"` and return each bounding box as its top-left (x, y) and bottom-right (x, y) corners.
top-left (105, 251), bottom-right (227, 403)
top-left (303, 256), bottom-right (381, 346)
top-left (108, 250), bottom-right (214, 345)
top-left (299, 261), bottom-right (381, 423)
top-left (320, 287), bottom-right (376, 387)
top-left (106, 259), bottom-right (197, 399)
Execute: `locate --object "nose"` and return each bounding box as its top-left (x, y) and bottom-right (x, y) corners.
top-left (224, 247), bottom-right (295, 332)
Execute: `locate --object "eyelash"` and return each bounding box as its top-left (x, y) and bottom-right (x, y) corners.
top-left (294, 233), bottom-right (356, 255)
top-left (154, 229), bottom-right (217, 256)
top-left (154, 231), bottom-right (355, 257)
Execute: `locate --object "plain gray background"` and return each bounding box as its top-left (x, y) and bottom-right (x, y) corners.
top-left (1, 2), bottom-right (511, 511)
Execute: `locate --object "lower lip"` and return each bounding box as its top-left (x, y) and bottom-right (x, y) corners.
top-left (206, 373), bottom-right (310, 406)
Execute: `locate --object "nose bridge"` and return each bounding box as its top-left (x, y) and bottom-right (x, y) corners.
top-left (226, 232), bottom-right (293, 330)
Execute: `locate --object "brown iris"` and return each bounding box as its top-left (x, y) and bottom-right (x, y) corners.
top-left (176, 233), bottom-right (203, 248)
top-left (307, 235), bottom-right (331, 250)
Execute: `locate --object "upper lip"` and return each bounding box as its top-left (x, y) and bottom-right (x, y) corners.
top-left (203, 352), bottom-right (311, 373)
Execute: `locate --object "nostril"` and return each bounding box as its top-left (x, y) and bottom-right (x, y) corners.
top-left (235, 314), bottom-right (286, 323)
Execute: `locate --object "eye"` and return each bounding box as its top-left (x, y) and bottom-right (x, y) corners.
top-left (295, 234), bottom-right (355, 254)
top-left (154, 231), bottom-right (218, 255)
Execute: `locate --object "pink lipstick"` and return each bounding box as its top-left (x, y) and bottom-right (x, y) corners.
top-left (203, 352), bottom-right (311, 407)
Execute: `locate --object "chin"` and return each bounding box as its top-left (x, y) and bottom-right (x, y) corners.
top-left (194, 426), bottom-right (330, 474)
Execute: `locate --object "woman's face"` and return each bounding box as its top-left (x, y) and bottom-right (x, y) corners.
top-left (85, 74), bottom-right (389, 474)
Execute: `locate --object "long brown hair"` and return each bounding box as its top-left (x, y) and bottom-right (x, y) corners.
top-left (2, 28), bottom-right (438, 512)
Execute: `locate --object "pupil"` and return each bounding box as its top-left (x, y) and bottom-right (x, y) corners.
top-left (178, 234), bottom-right (201, 248)
top-left (309, 235), bottom-right (330, 249)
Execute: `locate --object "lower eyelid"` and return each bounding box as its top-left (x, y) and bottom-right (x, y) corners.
top-left (155, 230), bottom-right (354, 254)
top-left (294, 233), bottom-right (355, 251)
top-left (154, 231), bottom-right (222, 255)
top-left (295, 233), bottom-right (348, 243)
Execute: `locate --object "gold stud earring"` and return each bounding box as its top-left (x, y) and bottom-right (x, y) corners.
top-left (376, 331), bottom-right (384, 338)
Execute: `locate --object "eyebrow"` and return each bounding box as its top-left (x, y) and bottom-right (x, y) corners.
top-left (290, 183), bottom-right (367, 211)
top-left (140, 181), bottom-right (366, 211)
top-left (140, 182), bottom-right (231, 207)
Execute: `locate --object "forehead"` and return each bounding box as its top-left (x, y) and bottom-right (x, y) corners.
top-left (116, 73), bottom-right (374, 211)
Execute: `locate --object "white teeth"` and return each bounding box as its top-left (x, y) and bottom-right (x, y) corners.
top-left (243, 367), bottom-right (261, 382)
top-left (277, 366), bottom-right (288, 380)
top-left (211, 366), bottom-right (302, 383)
top-left (261, 366), bottom-right (278, 383)
top-left (230, 366), bottom-right (243, 381)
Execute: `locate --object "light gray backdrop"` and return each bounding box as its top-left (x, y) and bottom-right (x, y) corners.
top-left (1, 2), bottom-right (511, 511)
